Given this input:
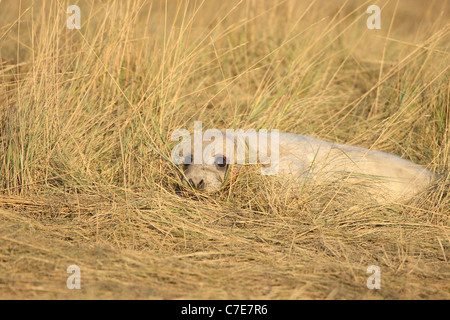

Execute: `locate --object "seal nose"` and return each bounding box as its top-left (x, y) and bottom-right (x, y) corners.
top-left (187, 178), bottom-right (205, 190)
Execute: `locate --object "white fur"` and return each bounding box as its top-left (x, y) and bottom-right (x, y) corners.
top-left (265, 133), bottom-right (436, 201)
top-left (179, 132), bottom-right (437, 201)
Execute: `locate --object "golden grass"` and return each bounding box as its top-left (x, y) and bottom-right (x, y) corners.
top-left (0, 0), bottom-right (449, 299)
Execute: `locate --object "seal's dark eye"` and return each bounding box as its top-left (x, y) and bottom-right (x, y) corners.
top-left (183, 154), bottom-right (193, 166)
top-left (215, 155), bottom-right (227, 168)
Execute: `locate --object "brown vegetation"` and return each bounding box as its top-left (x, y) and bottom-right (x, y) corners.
top-left (0, 0), bottom-right (448, 299)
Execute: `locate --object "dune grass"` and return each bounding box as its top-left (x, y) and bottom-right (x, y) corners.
top-left (0, 0), bottom-right (448, 299)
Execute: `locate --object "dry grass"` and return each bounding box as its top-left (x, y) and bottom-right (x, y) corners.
top-left (0, 0), bottom-right (449, 299)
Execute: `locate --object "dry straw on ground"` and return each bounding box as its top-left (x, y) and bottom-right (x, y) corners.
top-left (0, 0), bottom-right (449, 299)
